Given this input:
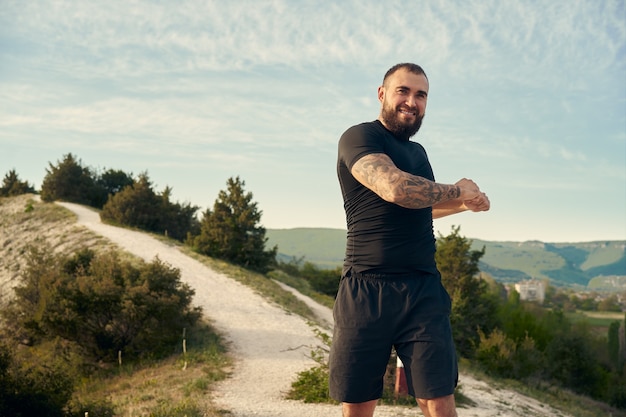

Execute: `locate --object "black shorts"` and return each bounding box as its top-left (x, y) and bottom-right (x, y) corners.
top-left (328, 269), bottom-right (458, 403)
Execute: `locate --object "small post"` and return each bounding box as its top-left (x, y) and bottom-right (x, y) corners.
top-left (182, 327), bottom-right (188, 370)
top-left (394, 355), bottom-right (408, 398)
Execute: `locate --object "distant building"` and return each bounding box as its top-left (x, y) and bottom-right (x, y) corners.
top-left (515, 279), bottom-right (545, 303)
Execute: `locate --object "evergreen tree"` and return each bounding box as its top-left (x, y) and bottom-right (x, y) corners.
top-left (190, 176), bottom-right (277, 272)
top-left (40, 153), bottom-right (96, 205)
top-left (100, 173), bottom-right (198, 241)
top-left (435, 226), bottom-right (499, 357)
top-left (0, 169), bottom-right (36, 196)
top-left (90, 168), bottom-right (134, 208)
top-left (609, 320), bottom-right (621, 371)
top-left (101, 172), bottom-right (162, 231)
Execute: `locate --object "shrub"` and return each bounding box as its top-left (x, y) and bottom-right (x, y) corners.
top-left (0, 342), bottom-right (74, 417)
top-left (0, 169), bottom-right (36, 196)
top-left (4, 245), bottom-right (202, 363)
top-left (40, 153), bottom-right (96, 205)
top-left (287, 330), bottom-right (334, 404)
top-left (475, 329), bottom-right (542, 379)
top-left (101, 173), bottom-right (199, 241)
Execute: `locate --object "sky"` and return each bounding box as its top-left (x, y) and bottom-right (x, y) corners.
top-left (1, 0), bottom-right (625, 243)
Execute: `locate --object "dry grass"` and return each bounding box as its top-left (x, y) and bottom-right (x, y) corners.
top-left (0, 194), bottom-right (118, 306)
top-left (73, 327), bottom-right (232, 417)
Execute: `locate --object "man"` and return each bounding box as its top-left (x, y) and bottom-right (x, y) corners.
top-left (329, 63), bottom-right (490, 417)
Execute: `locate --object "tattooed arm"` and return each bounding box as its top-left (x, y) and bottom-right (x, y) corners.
top-left (351, 153), bottom-right (482, 209)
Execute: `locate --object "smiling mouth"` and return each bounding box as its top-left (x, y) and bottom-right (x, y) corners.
top-left (399, 108), bottom-right (416, 117)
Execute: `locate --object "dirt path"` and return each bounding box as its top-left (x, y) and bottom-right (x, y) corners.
top-left (57, 202), bottom-right (574, 417)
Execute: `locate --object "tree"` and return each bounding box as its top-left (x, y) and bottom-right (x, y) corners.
top-left (608, 321), bottom-right (621, 371)
top-left (90, 168), bottom-right (134, 208)
top-left (598, 295), bottom-right (622, 312)
top-left (101, 173), bottom-right (163, 231)
top-left (189, 176), bottom-right (277, 272)
top-left (158, 186), bottom-right (200, 241)
top-left (0, 169), bottom-right (36, 196)
top-left (435, 226), bottom-right (499, 357)
top-left (100, 173), bottom-right (199, 241)
top-left (544, 323), bottom-right (608, 398)
top-left (40, 153), bottom-right (96, 205)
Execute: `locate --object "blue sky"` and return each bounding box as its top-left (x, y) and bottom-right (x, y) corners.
top-left (1, 0), bottom-right (625, 243)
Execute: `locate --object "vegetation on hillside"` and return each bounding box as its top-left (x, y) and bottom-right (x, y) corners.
top-left (4, 154), bottom-right (276, 273)
top-left (40, 153), bottom-right (134, 209)
top-left (187, 176), bottom-right (277, 273)
top-left (287, 227), bottom-right (626, 414)
top-left (0, 241), bottom-right (211, 416)
top-left (2, 157), bottom-right (626, 415)
top-left (101, 172), bottom-right (199, 242)
top-left (0, 169), bottom-right (36, 197)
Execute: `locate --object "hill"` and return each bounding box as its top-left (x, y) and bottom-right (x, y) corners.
top-left (1, 195), bottom-right (621, 417)
top-left (266, 228), bottom-right (626, 289)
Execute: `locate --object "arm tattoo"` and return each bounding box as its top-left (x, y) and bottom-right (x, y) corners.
top-left (352, 154), bottom-right (460, 209)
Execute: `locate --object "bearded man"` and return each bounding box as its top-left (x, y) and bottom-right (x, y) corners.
top-left (329, 63), bottom-right (490, 417)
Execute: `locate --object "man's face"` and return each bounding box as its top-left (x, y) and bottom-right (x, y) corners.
top-left (378, 68), bottom-right (429, 139)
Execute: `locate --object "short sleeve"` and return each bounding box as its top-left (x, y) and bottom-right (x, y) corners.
top-left (338, 123), bottom-right (385, 171)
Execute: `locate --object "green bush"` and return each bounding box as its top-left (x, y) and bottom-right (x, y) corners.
top-left (287, 330), bottom-right (334, 404)
top-left (0, 342), bottom-right (74, 417)
top-left (3, 245), bottom-right (202, 363)
top-left (475, 329), bottom-right (542, 380)
top-left (289, 362), bottom-right (332, 403)
top-left (40, 153), bottom-right (96, 206)
top-left (0, 169), bottom-right (36, 196)
top-left (101, 173), bottom-right (199, 241)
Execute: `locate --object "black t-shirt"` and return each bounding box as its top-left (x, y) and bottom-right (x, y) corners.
top-left (337, 120), bottom-right (437, 275)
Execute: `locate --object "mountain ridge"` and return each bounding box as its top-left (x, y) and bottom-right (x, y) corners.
top-left (266, 228), bottom-right (626, 290)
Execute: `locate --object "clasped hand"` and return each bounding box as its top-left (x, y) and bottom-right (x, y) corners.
top-left (464, 192), bottom-right (490, 212)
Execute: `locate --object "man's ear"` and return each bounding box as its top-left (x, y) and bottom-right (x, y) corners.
top-left (377, 85), bottom-right (385, 103)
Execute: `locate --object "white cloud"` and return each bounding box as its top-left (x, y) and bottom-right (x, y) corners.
top-left (1, 0), bottom-right (624, 241)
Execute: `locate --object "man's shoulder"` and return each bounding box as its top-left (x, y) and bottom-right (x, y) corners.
top-left (344, 120), bottom-right (382, 134)
top-left (340, 120), bottom-right (386, 142)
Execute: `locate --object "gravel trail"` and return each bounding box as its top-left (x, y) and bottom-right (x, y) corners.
top-left (57, 201), bottom-right (574, 417)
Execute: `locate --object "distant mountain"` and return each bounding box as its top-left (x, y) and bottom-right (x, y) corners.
top-left (266, 228), bottom-right (346, 269)
top-left (266, 228), bottom-right (626, 289)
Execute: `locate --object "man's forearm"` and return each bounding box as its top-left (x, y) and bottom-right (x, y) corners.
top-left (385, 173), bottom-right (461, 209)
top-left (351, 153), bottom-right (461, 209)
top-left (432, 201), bottom-right (468, 219)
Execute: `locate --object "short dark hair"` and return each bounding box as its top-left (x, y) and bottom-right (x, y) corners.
top-left (382, 63), bottom-right (428, 86)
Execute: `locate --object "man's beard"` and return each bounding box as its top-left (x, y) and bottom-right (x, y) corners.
top-left (380, 103), bottom-right (424, 140)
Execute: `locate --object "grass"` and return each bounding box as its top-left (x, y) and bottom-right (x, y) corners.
top-left (177, 245), bottom-right (323, 324)
top-left (566, 310), bottom-right (623, 336)
top-left (71, 320), bottom-right (231, 417)
top-left (268, 269), bottom-right (335, 309)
